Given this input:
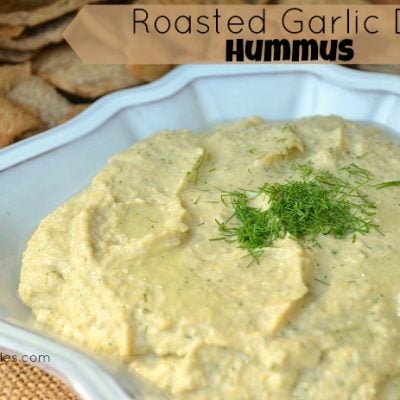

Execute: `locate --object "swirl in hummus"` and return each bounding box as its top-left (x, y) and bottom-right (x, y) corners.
top-left (19, 116), bottom-right (400, 399)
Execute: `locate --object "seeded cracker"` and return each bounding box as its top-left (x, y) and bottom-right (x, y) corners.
top-left (0, 24), bottom-right (25, 39)
top-left (0, 0), bottom-right (108, 27)
top-left (0, 13), bottom-right (74, 51)
top-left (277, 0), bottom-right (368, 3)
top-left (8, 76), bottom-right (72, 127)
top-left (58, 104), bottom-right (89, 124)
top-left (0, 62), bottom-right (31, 94)
top-left (0, 48), bottom-right (37, 63)
top-left (139, 0), bottom-right (263, 3)
top-left (357, 65), bottom-right (400, 74)
top-left (34, 44), bottom-right (168, 98)
top-left (0, 97), bottom-right (44, 147)
top-left (125, 65), bottom-right (173, 82)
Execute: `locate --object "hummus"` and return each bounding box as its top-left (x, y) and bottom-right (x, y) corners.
top-left (19, 116), bottom-right (400, 399)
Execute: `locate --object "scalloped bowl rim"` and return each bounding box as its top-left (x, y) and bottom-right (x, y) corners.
top-left (2, 64), bottom-right (400, 172)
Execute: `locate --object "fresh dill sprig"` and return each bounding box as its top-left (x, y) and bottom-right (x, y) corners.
top-left (375, 181), bottom-right (400, 189)
top-left (214, 163), bottom-right (385, 263)
top-left (291, 160), bottom-right (314, 177)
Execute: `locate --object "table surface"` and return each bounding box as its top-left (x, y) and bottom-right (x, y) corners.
top-left (0, 360), bottom-right (79, 400)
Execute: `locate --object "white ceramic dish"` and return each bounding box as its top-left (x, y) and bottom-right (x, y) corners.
top-left (2, 64), bottom-right (400, 399)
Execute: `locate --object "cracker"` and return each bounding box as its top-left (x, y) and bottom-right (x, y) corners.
top-left (0, 24), bottom-right (25, 39)
top-left (357, 65), bottom-right (400, 74)
top-left (0, 62), bottom-right (31, 94)
top-left (8, 76), bottom-right (72, 127)
top-left (34, 44), bottom-right (160, 98)
top-left (0, 13), bottom-right (74, 51)
top-left (0, 48), bottom-right (37, 63)
top-left (0, 96), bottom-right (44, 148)
top-left (277, 0), bottom-right (368, 3)
top-left (16, 127), bottom-right (44, 141)
top-left (0, 1), bottom-right (55, 14)
top-left (138, 0), bottom-right (258, 3)
top-left (125, 65), bottom-right (172, 82)
top-left (0, 0), bottom-right (109, 27)
top-left (59, 104), bottom-right (89, 124)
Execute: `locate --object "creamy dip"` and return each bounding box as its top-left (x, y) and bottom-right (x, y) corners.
top-left (19, 116), bottom-right (400, 399)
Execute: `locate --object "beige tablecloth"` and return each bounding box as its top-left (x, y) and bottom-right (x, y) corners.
top-left (0, 360), bottom-right (79, 400)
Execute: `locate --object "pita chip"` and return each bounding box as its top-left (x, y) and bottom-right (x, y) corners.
top-left (125, 65), bottom-right (172, 82)
top-left (0, 13), bottom-right (74, 51)
top-left (0, 0), bottom-right (108, 27)
top-left (0, 24), bottom-right (25, 39)
top-left (0, 48), bottom-right (37, 63)
top-left (0, 96), bottom-right (44, 148)
top-left (34, 44), bottom-right (154, 98)
top-left (58, 104), bottom-right (89, 124)
top-left (8, 76), bottom-right (72, 127)
top-left (0, 62), bottom-right (31, 94)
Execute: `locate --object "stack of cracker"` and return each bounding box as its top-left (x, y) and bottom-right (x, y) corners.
top-left (0, 0), bottom-right (82, 64)
top-left (0, 0), bottom-right (171, 148)
top-left (0, 0), bottom-right (393, 149)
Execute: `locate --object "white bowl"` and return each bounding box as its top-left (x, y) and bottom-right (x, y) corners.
top-left (1, 64), bottom-right (400, 399)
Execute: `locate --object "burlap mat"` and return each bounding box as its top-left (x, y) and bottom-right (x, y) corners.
top-left (0, 360), bottom-right (79, 400)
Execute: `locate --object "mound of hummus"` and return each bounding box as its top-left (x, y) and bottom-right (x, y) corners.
top-left (19, 116), bottom-right (400, 399)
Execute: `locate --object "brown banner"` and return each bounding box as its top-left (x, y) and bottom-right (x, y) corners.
top-left (63, 5), bottom-right (400, 64)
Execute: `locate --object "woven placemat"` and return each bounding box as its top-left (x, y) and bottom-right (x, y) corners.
top-left (0, 360), bottom-right (79, 400)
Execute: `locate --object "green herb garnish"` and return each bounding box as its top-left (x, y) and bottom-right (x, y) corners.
top-left (314, 277), bottom-right (330, 286)
top-left (375, 181), bottom-right (400, 189)
top-left (186, 153), bottom-right (205, 185)
top-left (214, 163), bottom-right (383, 263)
